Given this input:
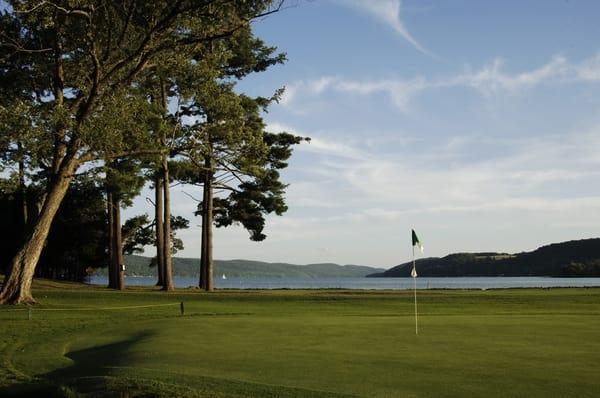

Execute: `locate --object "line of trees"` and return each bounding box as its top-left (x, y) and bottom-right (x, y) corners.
top-left (0, 0), bottom-right (305, 304)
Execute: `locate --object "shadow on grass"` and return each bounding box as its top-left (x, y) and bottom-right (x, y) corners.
top-left (1, 330), bottom-right (356, 397)
top-left (0, 331), bottom-right (157, 397)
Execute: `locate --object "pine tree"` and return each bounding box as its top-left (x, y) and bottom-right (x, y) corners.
top-left (176, 86), bottom-right (305, 291)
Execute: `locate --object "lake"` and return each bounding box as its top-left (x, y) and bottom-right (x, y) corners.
top-left (88, 276), bottom-right (600, 290)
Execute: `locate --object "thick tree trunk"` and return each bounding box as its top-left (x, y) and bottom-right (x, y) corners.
top-left (113, 197), bottom-right (125, 290)
top-left (0, 156), bottom-right (78, 304)
top-left (107, 192), bottom-right (116, 289)
top-left (154, 174), bottom-right (165, 287)
top-left (200, 154), bottom-right (214, 292)
top-left (162, 158), bottom-right (174, 291)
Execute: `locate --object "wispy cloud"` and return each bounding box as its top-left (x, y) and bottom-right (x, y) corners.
top-left (335, 77), bottom-right (427, 112)
top-left (280, 54), bottom-right (600, 111)
top-left (270, 120), bottom-right (600, 219)
top-left (280, 76), bottom-right (426, 112)
top-left (452, 55), bottom-right (570, 96)
top-left (280, 77), bottom-right (336, 106)
top-left (302, 137), bottom-right (367, 159)
top-left (267, 122), bottom-right (367, 159)
top-left (335, 0), bottom-right (434, 57)
top-left (575, 54), bottom-right (600, 81)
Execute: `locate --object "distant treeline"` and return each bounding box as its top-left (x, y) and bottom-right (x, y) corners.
top-left (91, 255), bottom-right (385, 279)
top-left (368, 238), bottom-right (600, 277)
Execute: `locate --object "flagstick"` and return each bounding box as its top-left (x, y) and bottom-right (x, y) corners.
top-left (413, 245), bottom-right (418, 335)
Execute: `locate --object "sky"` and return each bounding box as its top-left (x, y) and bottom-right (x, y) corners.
top-left (126, 0), bottom-right (600, 268)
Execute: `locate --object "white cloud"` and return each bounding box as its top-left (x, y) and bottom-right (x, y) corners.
top-left (279, 84), bottom-right (297, 106)
top-left (302, 137), bottom-right (367, 159)
top-left (279, 54), bottom-right (600, 111)
top-left (336, 0), bottom-right (434, 57)
top-left (306, 76), bottom-right (337, 94)
top-left (575, 54), bottom-right (600, 81)
top-left (452, 55), bottom-right (570, 96)
top-left (267, 121), bottom-right (367, 159)
top-left (280, 76), bottom-right (336, 106)
top-left (361, 196), bottom-right (600, 219)
top-left (335, 77), bottom-right (427, 112)
top-left (273, 120), bottom-right (600, 220)
top-left (278, 76), bottom-right (427, 112)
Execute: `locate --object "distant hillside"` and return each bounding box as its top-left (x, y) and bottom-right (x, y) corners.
top-left (368, 238), bottom-right (600, 277)
top-left (94, 255), bottom-right (385, 278)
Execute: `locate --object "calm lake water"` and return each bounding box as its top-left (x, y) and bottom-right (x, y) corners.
top-left (88, 276), bottom-right (600, 290)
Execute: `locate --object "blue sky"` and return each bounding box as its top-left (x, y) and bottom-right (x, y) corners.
top-left (127, 0), bottom-right (600, 267)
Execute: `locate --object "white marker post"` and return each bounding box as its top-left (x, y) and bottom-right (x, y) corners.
top-left (412, 244), bottom-right (418, 335)
top-left (411, 229), bottom-right (423, 335)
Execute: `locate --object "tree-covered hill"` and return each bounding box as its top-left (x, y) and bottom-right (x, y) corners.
top-left (92, 255), bottom-right (385, 278)
top-left (367, 238), bottom-right (600, 277)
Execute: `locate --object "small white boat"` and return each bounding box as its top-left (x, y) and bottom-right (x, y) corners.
top-left (221, 274), bottom-right (227, 280)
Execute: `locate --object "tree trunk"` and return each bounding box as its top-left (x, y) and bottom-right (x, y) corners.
top-left (154, 174), bottom-right (165, 287)
top-left (205, 174), bottom-right (214, 292)
top-left (199, 195), bottom-right (207, 289)
top-left (51, 22), bottom-right (67, 178)
top-left (157, 77), bottom-right (173, 292)
top-left (0, 155), bottom-right (78, 305)
top-left (198, 202), bottom-right (207, 290)
top-left (199, 165), bottom-right (208, 290)
top-left (162, 158), bottom-right (174, 291)
top-left (113, 197), bottom-right (125, 290)
top-left (107, 191), bottom-right (116, 289)
top-left (17, 142), bottom-right (28, 239)
top-left (200, 154), bottom-right (214, 292)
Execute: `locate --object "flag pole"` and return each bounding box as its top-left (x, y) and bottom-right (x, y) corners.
top-left (413, 244), bottom-right (418, 335)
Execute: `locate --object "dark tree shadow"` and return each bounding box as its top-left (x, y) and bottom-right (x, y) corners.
top-left (0, 331), bottom-right (156, 397)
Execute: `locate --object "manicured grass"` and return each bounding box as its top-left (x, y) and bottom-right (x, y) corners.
top-left (1, 279), bottom-right (600, 397)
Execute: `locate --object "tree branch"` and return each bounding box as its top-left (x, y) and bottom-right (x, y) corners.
top-left (181, 190), bottom-right (201, 202)
top-left (17, 1), bottom-right (93, 19)
top-left (215, 158), bottom-right (247, 185)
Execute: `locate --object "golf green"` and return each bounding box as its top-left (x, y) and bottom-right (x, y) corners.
top-left (1, 280), bottom-right (599, 397)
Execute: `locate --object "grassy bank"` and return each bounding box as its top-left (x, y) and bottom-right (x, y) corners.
top-left (1, 279), bottom-right (599, 397)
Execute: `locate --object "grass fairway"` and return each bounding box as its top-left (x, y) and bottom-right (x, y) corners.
top-left (1, 280), bottom-right (599, 397)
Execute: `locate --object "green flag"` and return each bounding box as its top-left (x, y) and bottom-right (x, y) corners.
top-left (412, 229), bottom-right (423, 253)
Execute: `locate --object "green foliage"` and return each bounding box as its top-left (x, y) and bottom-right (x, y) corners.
top-left (183, 86), bottom-right (306, 241)
top-left (80, 90), bottom-right (156, 157)
top-left (0, 0), bottom-right (283, 172)
top-left (222, 25), bottom-right (287, 79)
top-left (122, 215), bottom-right (189, 257)
top-left (122, 215), bottom-right (154, 255)
top-left (105, 158), bottom-right (146, 206)
top-left (561, 259), bottom-right (600, 276)
top-left (210, 132), bottom-right (305, 241)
